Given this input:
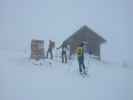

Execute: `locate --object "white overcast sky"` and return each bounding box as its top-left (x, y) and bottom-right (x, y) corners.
top-left (0, 0), bottom-right (132, 65)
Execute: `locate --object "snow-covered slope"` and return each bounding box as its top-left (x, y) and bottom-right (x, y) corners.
top-left (0, 50), bottom-right (132, 100)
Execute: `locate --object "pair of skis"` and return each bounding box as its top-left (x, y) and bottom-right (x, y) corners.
top-left (80, 65), bottom-right (90, 78)
top-left (80, 70), bottom-right (89, 78)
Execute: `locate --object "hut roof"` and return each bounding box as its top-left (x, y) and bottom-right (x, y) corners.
top-left (63, 25), bottom-right (106, 45)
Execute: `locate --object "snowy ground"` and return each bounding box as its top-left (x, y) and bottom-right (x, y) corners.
top-left (0, 51), bottom-right (133, 100)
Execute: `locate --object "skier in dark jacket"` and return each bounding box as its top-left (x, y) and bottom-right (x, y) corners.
top-left (57, 43), bottom-right (68, 64)
top-left (76, 42), bottom-right (86, 75)
top-left (61, 45), bottom-right (68, 63)
top-left (46, 40), bottom-right (54, 59)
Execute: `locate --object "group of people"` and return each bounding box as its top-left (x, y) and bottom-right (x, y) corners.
top-left (46, 40), bottom-right (91, 75)
top-left (46, 40), bottom-right (70, 64)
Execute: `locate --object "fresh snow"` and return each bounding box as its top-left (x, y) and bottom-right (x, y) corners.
top-left (0, 50), bottom-right (133, 100)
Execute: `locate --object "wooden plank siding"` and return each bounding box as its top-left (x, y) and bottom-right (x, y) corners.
top-left (31, 39), bottom-right (45, 60)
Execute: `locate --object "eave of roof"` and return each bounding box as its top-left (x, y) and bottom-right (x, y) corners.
top-left (63, 25), bottom-right (106, 45)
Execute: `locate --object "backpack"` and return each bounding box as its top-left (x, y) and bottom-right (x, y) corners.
top-left (77, 47), bottom-right (83, 57)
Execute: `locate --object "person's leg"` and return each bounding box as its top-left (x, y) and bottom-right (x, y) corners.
top-left (63, 55), bottom-right (65, 63)
top-left (82, 63), bottom-right (86, 72)
top-left (46, 50), bottom-right (49, 58)
top-left (80, 57), bottom-right (85, 73)
top-left (79, 63), bottom-right (82, 73)
top-left (82, 57), bottom-right (87, 74)
top-left (78, 57), bottom-right (82, 73)
top-left (50, 50), bottom-right (53, 59)
top-left (65, 53), bottom-right (67, 63)
top-left (83, 57), bottom-right (86, 72)
top-left (62, 53), bottom-right (64, 63)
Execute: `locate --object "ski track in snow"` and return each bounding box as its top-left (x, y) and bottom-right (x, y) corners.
top-left (0, 51), bottom-right (133, 100)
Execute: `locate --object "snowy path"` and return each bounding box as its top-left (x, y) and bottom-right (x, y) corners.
top-left (0, 51), bottom-right (133, 100)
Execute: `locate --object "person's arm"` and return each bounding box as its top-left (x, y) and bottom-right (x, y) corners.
top-left (56, 45), bottom-right (62, 49)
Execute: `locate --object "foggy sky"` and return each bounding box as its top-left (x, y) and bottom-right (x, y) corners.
top-left (0, 0), bottom-right (132, 65)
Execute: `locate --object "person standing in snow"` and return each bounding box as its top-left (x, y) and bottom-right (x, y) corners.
top-left (57, 43), bottom-right (68, 64)
top-left (46, 40), bottom-right (54, 59)
top-left (61, 45), bottom-right (68, 63)
top-left (76, 42), bottom-right (86, 75)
